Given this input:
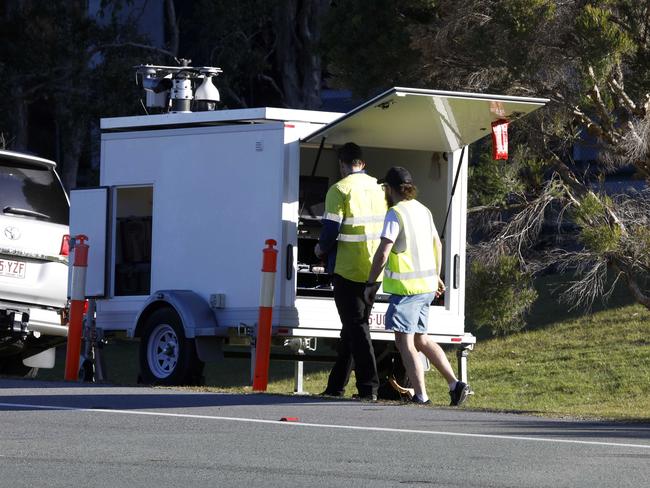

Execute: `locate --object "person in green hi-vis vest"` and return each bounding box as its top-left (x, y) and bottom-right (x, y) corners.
top-left (365, 166), bottom-right (470, 406)
top-left (315, 142), bottom-right (386, 401)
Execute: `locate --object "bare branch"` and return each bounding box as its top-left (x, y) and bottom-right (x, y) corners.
top-left (469, 177), bottom-right (561, 267)
top-left (545, 139), bottom-right (628, 234)
top-left (258, 73), bottom-right (285, 100)
top-left (467, 202), bottom-right (528, 214)
top-left (220, 85), bottom-right (248, 108)
top-left (559, 255), bottom-right (608, 312)
top-left (542, 189), bottom-right (650, 311)
top-left (587, 66), bottom-right (619, 142)
top-left (573, 105), bottom-right (616, 145)
top-left (607, 76), bottom-right (643, 117)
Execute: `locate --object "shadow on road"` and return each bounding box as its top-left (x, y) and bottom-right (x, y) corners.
top-left (2, 378), bottom-right (650, 443)
top-left (0, 377), bottom-right (350, 410)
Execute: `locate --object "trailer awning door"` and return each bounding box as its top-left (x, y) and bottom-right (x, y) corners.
top-left (304, 87), bottom-right (548, 152)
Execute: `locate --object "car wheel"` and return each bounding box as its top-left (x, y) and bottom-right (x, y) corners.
top-left (138, 308), bottom-right (204, 385)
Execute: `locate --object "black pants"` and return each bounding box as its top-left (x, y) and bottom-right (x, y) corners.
top-left (325, 274), bottom-right (379, 396)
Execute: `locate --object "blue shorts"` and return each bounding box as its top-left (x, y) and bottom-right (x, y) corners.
top-left (385, 292), bottom-right (436, 334)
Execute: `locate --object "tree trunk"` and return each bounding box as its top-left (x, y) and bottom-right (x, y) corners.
top-left (613, 260), bottom-right (650, 310)
top-left (626, 279), bottom-right (650, 310)
top-left (10, 85), bottom-right (29, 151)
top-left (58, 119), bottom-right (87, 192)
top-left (299, 0), bottom-right (327, 109)
top-left (165, 0), bottom-right (179, 58)
top-left (274, 0), bottom-right (329, 109)
top-left (274, 1), bottom-right (300, 107)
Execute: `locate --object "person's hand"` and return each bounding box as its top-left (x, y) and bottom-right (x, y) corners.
top-left (435, 277), bottom-right (446, 298)
top-left (363, 281), bottom-right (381, 306)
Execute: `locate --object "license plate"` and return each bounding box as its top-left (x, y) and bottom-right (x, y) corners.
top-left (0, 258), bottom-right (26, 279)
top-left (368, 312), bottom-right (386, 330)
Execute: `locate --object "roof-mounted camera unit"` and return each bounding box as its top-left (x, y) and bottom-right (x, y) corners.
top-left (135, 59), bottom-right (223, 113)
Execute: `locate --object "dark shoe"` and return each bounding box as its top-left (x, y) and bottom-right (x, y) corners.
top-left (449, 381), bottom-right (470, 406)
top-left (352, 393), bottom-right (378, 402)
top-left (319, 390), bottom-right (344, 397)
top-left (410, 395), bottom-right (431, 405)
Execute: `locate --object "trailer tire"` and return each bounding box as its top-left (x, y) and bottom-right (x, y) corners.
top-left (138, 308), bottom-right (204, 386)
top-left (373, 341), bottom-right (410, 400)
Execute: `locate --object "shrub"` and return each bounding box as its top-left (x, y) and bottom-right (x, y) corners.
top-left (466, 255), bottom-right (538, 335)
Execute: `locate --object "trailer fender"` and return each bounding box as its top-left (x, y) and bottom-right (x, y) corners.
top-left (133, 290), bottom-right (218, 340)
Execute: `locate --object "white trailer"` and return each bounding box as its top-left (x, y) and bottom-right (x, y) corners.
top-left (70, 75), bottom-right (546, 385)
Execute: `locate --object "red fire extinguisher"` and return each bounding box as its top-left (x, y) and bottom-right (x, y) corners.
top-left (491, 119), bottom-right (509, 160)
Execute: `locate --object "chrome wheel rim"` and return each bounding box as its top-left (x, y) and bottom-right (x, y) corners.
top-left (147, 324), bottom-right (179, 378)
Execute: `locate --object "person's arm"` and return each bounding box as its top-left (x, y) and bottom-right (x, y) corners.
top-left (315, 220), bottom-right (340, 258)
top-left (363, 238), bottom-right (393, 305)
top-left (315, 187), bottom-right (343, 258)
top-left (368, 238), bottom-right (394, 284)
top-left (433, 232), bottom-right (442, 275)
top-left (368, 209), bottom-right (400, 283)
top-left (363, 209), bottom-right (399, 304)
top-left (433, 225), bottom-right (445, 297)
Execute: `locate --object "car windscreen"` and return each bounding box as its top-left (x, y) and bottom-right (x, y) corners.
top-left (0, 159), bottom-right (69, 225)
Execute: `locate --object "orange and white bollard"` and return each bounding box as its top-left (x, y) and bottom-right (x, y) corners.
top-left (252, 239), bottom-right (278, 391)
top-left (64, 235), bottom-right (89, 381)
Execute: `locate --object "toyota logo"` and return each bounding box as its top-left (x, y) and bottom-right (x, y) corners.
top-left (4, 226), bottom-right (21, 240)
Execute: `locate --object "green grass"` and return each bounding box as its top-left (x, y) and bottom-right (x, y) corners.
top-left (36, 304), bottom-right (650, 421)
top-left (466, 303), bottom-right (650, 420)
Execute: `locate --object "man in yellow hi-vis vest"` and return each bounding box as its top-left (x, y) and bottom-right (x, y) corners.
top-left (315, 143), bottom-right (386, 400)
top-left (365, 166), bottom-right (470, 406)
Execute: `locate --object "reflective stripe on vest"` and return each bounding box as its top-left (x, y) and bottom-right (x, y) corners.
top-left (323, 212), bottom-right (342, 223)
top-left (383, 199), bottom-right (438, 295)
top-left (342, 215), bottom-right (385, 226)
top-left (337, 231), bottom-right (382, 242)
top-left (384, 268), bottom-right (437, 280)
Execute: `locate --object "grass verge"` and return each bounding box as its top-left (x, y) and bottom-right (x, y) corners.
top-left (467, 303), bottom-right (650, 420)
top-left (35, 304), bottom-right (650, 421)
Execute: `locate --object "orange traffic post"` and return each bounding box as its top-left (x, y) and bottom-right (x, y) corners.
top-left (252, 239), bottom-right (278, 391)
top-left (64, 235), bottom-right (89, 381)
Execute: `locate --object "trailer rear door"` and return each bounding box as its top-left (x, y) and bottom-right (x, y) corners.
top-left (69, 187), bottom-right (109, 297)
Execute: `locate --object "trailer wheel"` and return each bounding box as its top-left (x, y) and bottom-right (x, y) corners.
top-left (138, 308), bottom-right (204, 385)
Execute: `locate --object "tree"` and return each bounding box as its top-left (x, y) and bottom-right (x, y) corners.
top-left (1, 0), bottom-right (336, 188)
top-left (321, 0), bottom-right (435, 97)
top-left (0, 0), bottom-right (165, 190)
top-left (181, 0), bottom-right (330, 109)
top-left (427, 1), bottom-right (650, 313)
top-left (274, 0), bottom-right (331, 109)
top-left (464, 1), bottom-right (650, 311)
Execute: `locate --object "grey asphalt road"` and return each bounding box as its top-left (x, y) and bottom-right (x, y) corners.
top-left (0, 378), bottom-right (648, 488)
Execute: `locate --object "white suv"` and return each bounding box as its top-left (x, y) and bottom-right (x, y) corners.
top-left (0, 149), bottom-right (69, 376)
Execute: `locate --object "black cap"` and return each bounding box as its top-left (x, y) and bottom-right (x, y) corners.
top-left (378, 166), bottom-right (413, 187)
